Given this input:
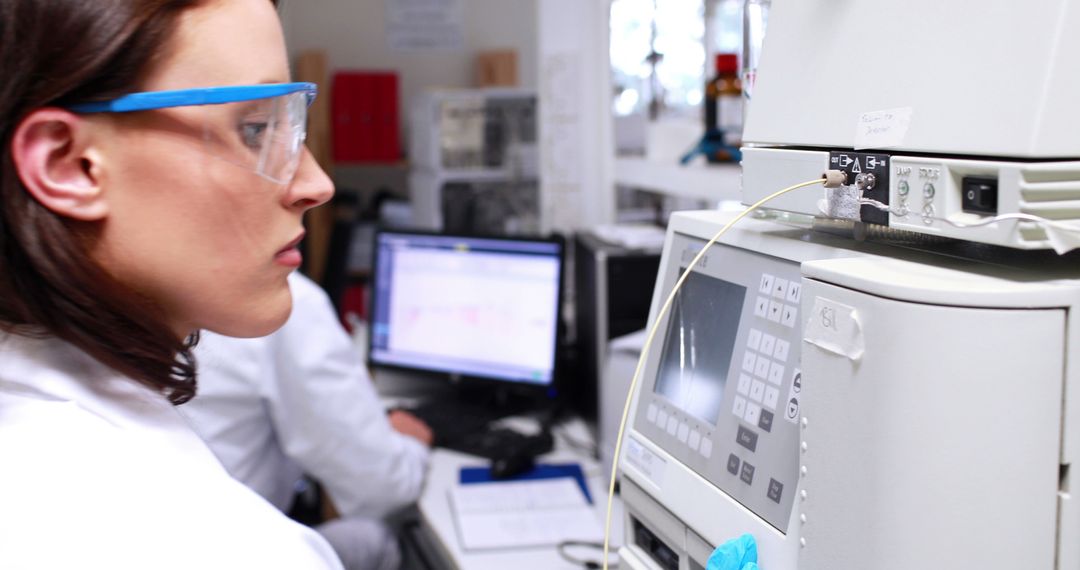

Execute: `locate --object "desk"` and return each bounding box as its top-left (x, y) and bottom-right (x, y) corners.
top-left (407, 425), bottom-right (623, 570)
top-left (371, 370), bottom-right (624, 569)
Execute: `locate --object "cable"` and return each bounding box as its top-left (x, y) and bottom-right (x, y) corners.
top-left (858, 198), bottom-right (1080, 251)
top-left (559, 540), bottom-right (618, 569)
top-left (600, 175), bottom-right (834, 570)
top-left (862, 199), bottom-right (1080, 232)
top-left (553, 424), bottom-right (599, 456)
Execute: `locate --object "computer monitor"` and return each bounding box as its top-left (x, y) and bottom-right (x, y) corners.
top-left (368, 230), bottom-right (564, 389)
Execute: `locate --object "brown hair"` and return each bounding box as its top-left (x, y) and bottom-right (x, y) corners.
top-left (0, 0), bottom-right (212, 404)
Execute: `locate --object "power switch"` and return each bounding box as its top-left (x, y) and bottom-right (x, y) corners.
top-left (962, 176), bottom-right (998, 215)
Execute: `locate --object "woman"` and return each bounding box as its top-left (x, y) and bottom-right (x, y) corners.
top-left (0, 0), bottom-right (342, 567)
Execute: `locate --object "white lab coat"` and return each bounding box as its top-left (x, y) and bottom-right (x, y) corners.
top-left (182, 273), bottom-right (429, 520)
top-left (0, 331), bottom-right (343, 570)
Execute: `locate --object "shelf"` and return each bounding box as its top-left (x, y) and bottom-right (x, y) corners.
top-left (614, 157), bottom-right (742, 201)
top-left (409, 167), bottom-right (536, 184)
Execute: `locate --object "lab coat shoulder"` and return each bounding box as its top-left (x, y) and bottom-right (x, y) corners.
top-left (0, 334), bottom-right (343, 570)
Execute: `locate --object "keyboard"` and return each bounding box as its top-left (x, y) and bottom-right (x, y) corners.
top-left (402, 401), bottom-right (548, 460)
top-left (446, 427), bottom-right (547, 460)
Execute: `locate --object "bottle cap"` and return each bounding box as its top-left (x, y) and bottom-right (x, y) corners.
top-left (715, 53), bottom-right (738, 74)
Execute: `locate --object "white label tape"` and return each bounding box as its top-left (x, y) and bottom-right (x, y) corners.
top-left (854, 107), bottom-right (912, 150)
top-left (624, 435), bottom-right (666, 489)
top-left (804, 297), bottom-right (865, 361)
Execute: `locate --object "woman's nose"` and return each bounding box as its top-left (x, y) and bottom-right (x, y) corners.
top-left (285, 148), bottom-right (334, 211)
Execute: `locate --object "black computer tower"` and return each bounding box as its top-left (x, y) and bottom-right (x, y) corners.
top-left (571, 231), bottom-right (661, 420)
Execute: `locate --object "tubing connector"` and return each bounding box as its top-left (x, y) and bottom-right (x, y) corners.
top-left (822, 169), bottom-right (847, 188)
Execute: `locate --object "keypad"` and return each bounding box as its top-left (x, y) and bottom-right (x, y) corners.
top-left (736, 272), bottom-right (799, 429)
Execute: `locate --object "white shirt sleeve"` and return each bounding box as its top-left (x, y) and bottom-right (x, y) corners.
top-left (261, 274), bottom-right (430, 519)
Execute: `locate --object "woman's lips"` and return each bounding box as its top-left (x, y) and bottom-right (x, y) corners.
top-left (275, 233), bottom-right (304, 267)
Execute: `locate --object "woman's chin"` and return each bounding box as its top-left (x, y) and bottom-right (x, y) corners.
top-left (203, 295), bottom-right (292, 339)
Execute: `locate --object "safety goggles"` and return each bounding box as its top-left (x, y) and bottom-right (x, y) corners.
top-left (68, 82), bottom-right (316, 185)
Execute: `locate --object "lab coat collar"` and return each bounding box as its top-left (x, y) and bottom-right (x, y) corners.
top-left (0, 331), bottom-right (220, 463)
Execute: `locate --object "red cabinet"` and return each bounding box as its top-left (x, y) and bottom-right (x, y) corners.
top-left (331, 72), bottom-right (400, 162)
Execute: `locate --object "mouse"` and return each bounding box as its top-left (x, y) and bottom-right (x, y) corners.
top-left (489, 449), bottom-right (537, 480)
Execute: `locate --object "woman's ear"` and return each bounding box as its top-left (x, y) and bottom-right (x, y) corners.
top-left (11, 108), bottom-right (108, 221)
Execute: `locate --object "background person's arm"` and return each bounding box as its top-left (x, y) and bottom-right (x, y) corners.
top-left (264, 273), bottom-right (430, 519)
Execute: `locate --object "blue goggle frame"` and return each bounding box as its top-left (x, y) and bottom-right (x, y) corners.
top-left (67, 82), bottom-right (317, 113)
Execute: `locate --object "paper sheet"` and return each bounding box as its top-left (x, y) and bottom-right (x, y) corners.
top-left (449, 478), bottom-right (603, 550)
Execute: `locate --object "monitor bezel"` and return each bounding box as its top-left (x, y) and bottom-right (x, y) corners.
top-left (367, 227), bottom-right (566, 397)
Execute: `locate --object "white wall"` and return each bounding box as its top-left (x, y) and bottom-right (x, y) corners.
top-left (280, 0), bottom-right (537, 141)
top-left (538, 0), bottom-right (615, 232)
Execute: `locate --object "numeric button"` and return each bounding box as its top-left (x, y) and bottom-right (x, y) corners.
top-left (760, 334), bottom-right (776, 355)
top-left (742, 352), bottom-right (756, 373)
top-left (749, 380), bottom-right (766, 403)
top-left (773, 339), bottom-right (791, 362)
top-left (737, 374), bottom-right (752, 396)
top-left (747, 329), bottom-right (762, 351)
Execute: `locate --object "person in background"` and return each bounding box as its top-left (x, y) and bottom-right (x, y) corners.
top-left (0, 0), bottom-right (342, 567)
top-left (182, 271), bottom-right (433, 570)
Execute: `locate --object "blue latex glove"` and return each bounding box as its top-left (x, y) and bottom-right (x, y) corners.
top-left (706, 533), bottom-right (760, 570)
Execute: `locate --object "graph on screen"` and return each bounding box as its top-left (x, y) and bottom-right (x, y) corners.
top-left (370, 233), bottom-right (563, 385)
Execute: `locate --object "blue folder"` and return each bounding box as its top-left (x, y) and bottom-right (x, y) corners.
top-left (459, 462), bottom-right (593, 504)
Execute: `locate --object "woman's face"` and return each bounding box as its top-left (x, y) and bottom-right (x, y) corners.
top-left (90, 0), bottom-right (333, 338)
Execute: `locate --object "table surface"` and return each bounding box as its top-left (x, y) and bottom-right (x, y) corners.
top-left (415, 422), bottom-right (624, 570)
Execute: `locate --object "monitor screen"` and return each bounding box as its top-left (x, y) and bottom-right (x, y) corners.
top-left (653, 269), bottom-right (747, 425)
top-left (369, 231), bottom-right (563, 386)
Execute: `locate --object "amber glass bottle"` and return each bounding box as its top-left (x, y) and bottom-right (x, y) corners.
top-left (704, 53), bottom-right (742, 146)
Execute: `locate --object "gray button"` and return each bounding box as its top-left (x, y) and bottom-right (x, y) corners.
top-left (736, 425), bottom-right (758, 452)
top-left (740, 461), bottom-right (756, 485)
top-left (786, 397), bottom-right (800, 420)
top-left (759, 409), bottom-right (774, 433)
top-left (792, 371), bottom-right (803, 393)
top-left (727, 453), bottom-right (740, 475)
top-left (767, 478), bottom-right (784, 503)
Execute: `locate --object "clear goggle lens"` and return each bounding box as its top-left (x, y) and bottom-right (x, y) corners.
top-left (199, 90), bottom-right (311, 185)
top-left (68, 83), bottom-right (316, 186)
